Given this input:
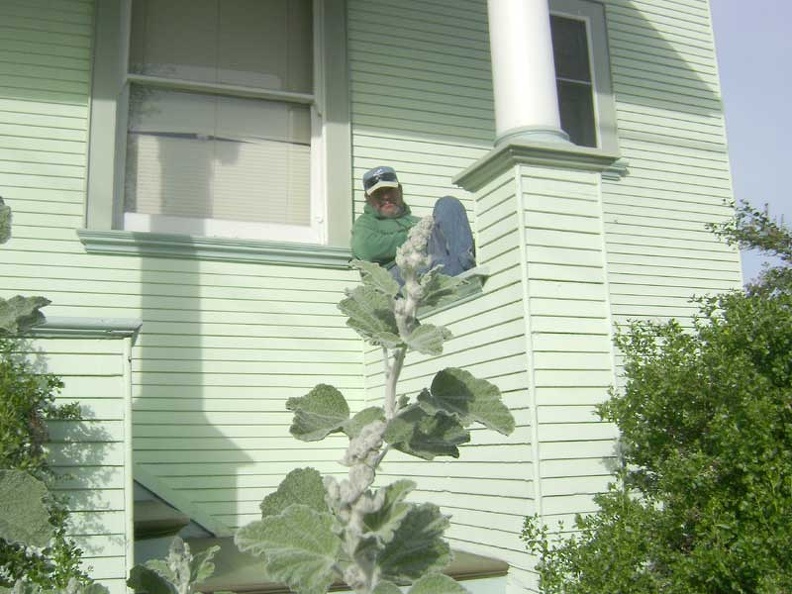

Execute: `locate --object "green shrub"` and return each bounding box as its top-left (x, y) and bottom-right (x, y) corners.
top-left (0, 337), bottom-right (87, 589)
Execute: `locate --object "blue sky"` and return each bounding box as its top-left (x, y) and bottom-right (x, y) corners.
top-left (710, 0), bottom-right (792, 283)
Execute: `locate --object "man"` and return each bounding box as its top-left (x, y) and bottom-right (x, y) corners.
top-left (351, 165), bottom-right (475, 278)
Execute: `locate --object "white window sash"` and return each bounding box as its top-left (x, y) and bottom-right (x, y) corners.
top-left (120, 0), bottom-right (325, 244)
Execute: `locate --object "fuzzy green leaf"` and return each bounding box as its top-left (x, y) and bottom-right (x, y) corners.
top-left (351, 259), bottom-right (400, 297)
top-left (0, 197), bottom-right (11, 244)
top-left (127, 565), bottom-right (174, 594)
top-left (260, 467), bottom-right (327, 518)
top-left (287, 384), bottom-right (350, 442)
top-left (343, 406), bottom-right (386, 439)
top-left (0, 295), bottom-right (50, 336)
top-left (190, 543), bottom-right (222, 585)
top-left (385, 406), bottom-right (470, 460)
top-left (409, 573), bottom-right (471, 594)
top-left (363, 479), bottom-right (416, 544)
top-left (419, 269), bottom-right (462, 308)
top-left (378, 503), bottom-right (452, 583)
top-left (235, 505), bottom-right (341, 594)
top-left (419, 368), bottom-right (515, 435)
top-left (0, 469), bottom-right (53, 547)
top-left (338, 285), bottom-right (402, 348)
top-left (404, 324), bottom-right (452, 356)
top-left (372, 581), bottom-right (402, 594)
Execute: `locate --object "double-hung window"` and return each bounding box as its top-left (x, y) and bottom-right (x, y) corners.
top-left (549, 0), bottom-right (618, 152)
top-left (87, 0), bottom-right (351, 248)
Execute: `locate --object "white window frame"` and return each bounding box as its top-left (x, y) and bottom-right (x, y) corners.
top-left (550, 0), bottom-right (618, 154)
top-left (86, 0), bottom-right (351, 248)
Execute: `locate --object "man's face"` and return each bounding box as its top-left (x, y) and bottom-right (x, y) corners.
top-left (366, 185), bottom-right (405, 218)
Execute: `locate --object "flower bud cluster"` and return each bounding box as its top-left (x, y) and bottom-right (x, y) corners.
top-left (343, 565), bottom-right (367, 592)
top-left (394, 216), bottom-right (432, 276)
top-left (324, 420), bottom-right (391, 592)
top-left (342, 421), bottom-right (386, 468)
top-left (393, 217), bottom-right (434, 338)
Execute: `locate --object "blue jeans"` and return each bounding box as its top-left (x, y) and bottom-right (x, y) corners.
top-left (391, 196), bottom-right (475, 283)
top-left (428, 196), bottom-right (476, 276)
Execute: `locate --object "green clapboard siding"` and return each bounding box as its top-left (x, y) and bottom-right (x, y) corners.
top-left (603, 0), bottom-right (742, 329)
top-left (513, 163), bottom-right (617, 557)
top-left (32, 332), bottom-right (133, 594)
top-left (348, 0), bottom-right (493, 219)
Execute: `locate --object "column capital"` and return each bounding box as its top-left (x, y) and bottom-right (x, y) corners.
top-left (453, 140), bottom-right (624, 192)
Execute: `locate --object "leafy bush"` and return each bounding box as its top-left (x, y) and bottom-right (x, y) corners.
top-left (523, 204), bottom-right (792, 593)
top-left (708, 199), bottom-right (792, 295)
top-left (0, 338), bottom-right (88, 589)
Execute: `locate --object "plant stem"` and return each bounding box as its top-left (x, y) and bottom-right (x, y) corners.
top-left (384, 347), bottom-right (406, 420)
top-left (340, 219), bottom-right (435, 594)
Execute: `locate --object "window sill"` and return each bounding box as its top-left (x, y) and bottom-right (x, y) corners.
top-left (77, 229), bottom-right (352, 269)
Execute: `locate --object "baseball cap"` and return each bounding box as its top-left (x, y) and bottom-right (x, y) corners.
top-left (362, 166), bottom-right (400, 194)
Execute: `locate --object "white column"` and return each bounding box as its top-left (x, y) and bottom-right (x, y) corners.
top-left (487, 0), bottom-right (569, 146)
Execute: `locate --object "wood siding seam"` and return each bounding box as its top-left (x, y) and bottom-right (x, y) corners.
top-left (516, 166), bottom-right (543, 519)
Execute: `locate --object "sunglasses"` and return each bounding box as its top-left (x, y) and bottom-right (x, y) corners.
top-left (363, 171), bottom-right (398, 192)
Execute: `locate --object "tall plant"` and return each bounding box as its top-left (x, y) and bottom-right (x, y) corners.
top-left (232, 218), bottom-right (516, 594)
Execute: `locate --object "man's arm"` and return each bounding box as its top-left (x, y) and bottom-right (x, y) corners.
top-left (351, 216), bottom-right (412, 265)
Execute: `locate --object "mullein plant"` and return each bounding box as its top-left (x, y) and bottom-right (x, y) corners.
top-left (234, 217), bottom-right (515, 594)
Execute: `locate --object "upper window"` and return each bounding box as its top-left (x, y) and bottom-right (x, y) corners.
top-left (551, 15), bottom-right (595, 147)
top-left (549, 0), bottom-right (617, 152)
top-left (87, 0), bottom-right (351, 246)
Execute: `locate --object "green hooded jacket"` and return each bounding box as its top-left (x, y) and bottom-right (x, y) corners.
top-left (351, 202), bottom-right (420, 267)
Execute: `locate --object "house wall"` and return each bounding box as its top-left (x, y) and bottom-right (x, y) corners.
top-left (0, 0), bottom-right (363, 538)
top-left (0, 0), bottom-right (743, 590)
